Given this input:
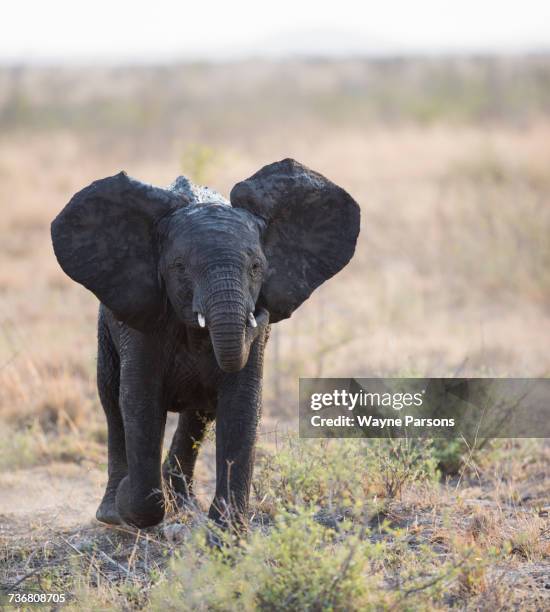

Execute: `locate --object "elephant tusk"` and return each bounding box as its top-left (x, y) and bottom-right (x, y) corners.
top-left (248, 312), bottom-right (257, 328)
top-left (197, 313), bottom-right (206, 328)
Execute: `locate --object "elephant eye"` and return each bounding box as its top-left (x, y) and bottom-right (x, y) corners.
top-left (249, 261), bottom-right (263, 279)
top-left (169, 258), bottom-right (185, 271)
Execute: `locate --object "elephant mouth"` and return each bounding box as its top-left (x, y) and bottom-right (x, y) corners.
top-left (194, 307), bottom-right (265, 332)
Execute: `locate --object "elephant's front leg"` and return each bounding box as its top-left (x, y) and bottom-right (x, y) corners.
top-left (209, 331), bottom-right (267, 529)
top-left (115, 327), bottom-right (167, 528)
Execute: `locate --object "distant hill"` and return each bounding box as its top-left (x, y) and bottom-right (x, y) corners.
top-left (1, 56), bottom-right (549, 146)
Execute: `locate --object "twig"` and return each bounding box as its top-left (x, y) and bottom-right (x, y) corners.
top-left (3, 565), bottom-right (50, 591)
top-left (97, 551), bottom-right (132, 578)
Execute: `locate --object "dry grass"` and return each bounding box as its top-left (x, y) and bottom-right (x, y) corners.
top-left (1, 58), bottom-right (550, 609)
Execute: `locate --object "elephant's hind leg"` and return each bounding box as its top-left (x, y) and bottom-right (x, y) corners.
top-left (163, 410), bottom-right (213, 510)
top-left (95, 319), bottom-right (126, 525)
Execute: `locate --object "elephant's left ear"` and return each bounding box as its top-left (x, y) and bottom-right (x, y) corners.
top-left (231, 159), bottom-right (360, 322)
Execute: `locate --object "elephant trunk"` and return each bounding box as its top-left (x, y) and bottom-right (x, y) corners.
top-left (203, 274), bottom-right (249, 373)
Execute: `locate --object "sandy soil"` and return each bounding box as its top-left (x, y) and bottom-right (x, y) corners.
top-left (0, 463), bottom-right (105, 532)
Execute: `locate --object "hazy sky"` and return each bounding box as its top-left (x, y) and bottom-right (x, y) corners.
top-left (2, 0), bottom-right (550, 63)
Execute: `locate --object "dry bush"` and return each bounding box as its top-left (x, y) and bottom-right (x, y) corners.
top-left (0, 357), bottom-right (96, 431)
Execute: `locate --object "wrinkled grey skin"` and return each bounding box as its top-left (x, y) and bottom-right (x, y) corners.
top-left (51, 159), bottom-right (360, 530)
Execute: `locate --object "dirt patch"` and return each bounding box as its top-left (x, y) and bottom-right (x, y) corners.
top-left (0, 463), bottom-right (105, 532)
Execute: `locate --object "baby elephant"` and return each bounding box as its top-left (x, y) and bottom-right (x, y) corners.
top-left (51, 159), bottom-right (360, 529)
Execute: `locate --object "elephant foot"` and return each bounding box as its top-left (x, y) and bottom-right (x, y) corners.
top-left (115, 476), bottom-right (165, 529)
top-left (96, 495), bottom-right (122, 526)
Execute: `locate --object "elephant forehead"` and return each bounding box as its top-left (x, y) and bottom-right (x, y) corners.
top-left (167, 205), bottom-right (262, 243)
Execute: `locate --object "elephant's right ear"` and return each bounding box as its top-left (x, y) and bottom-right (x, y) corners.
top-left (51, 172), bottom-right (182, 332)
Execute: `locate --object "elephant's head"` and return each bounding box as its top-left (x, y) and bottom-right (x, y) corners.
top-left (51, 159), bottom-right (360, 372)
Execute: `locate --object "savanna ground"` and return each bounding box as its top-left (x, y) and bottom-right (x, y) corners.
top-left (1, 57), bottom-right (550, 609)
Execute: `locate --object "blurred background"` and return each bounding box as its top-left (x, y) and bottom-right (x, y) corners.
top-left (1, 0), bottom-right (550, 467)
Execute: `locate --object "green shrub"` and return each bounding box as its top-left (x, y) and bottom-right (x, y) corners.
top-left (151, 510), bottom-right (373, 611)
top-left (254, 438), bottom-right (368, 515)
top-left (151, 506), bottom-right (461, 611)
top-left (254, 436), bottom-right (439, 517)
